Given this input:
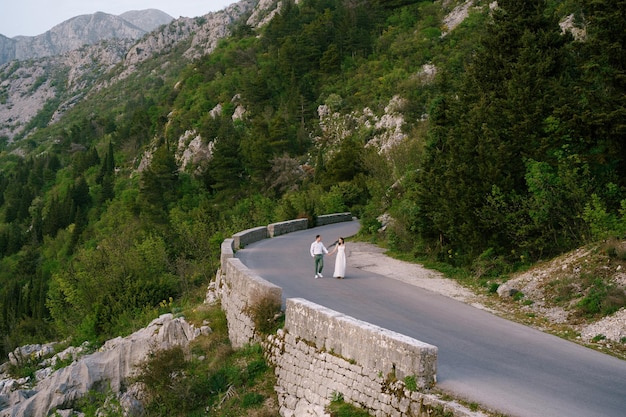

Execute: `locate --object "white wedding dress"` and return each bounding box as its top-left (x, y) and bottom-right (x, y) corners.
top-left (333, 245), bottom-right (346, 278)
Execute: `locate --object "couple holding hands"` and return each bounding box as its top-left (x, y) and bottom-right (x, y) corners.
top-left (309, 235), bottom-right (346, 279)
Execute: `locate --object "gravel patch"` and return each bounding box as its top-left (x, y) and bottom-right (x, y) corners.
top-left (348, 242), bottom-right (483, 307)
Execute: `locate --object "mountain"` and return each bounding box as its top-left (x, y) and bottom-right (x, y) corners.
top-left (0, 0), bottom-right (259, 143)
top-left (0, 9), bottom-right (174, 65)
top-left (0, 35), bottom-right (15, 64)
top-left (118, 9), bottom-right (174, 32)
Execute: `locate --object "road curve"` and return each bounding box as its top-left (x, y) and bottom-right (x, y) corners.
top-left (235, 220), bottom-right (626, 417)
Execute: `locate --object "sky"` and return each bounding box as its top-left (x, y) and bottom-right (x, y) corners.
top-left (0, 0), bottom-right (237, 38)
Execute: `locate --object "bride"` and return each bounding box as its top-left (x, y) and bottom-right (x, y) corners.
top-left (328, 237), bottom-right (347, 279)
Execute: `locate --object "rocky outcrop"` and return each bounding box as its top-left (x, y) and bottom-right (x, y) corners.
top-left (0, 36), bottom-right (15, 65)
top-left (122, 0), bottom-right (261, 67)
top-left (119, 9), bottom-right (174, 33)
top-left (0, 314), bottom-right (209, 417)
top-left (0, 38), bottom-right (133, 142)
top-left (316, 95), bottom-right (409, 156)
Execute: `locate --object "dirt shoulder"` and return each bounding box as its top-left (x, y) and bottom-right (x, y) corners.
top-left (348, 242), bottom-right (481, 305)
top-left (348, 241), bottom-right (626, 360)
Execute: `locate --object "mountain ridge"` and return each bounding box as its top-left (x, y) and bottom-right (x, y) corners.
top-left (0, 9), bottom-right (175, 65)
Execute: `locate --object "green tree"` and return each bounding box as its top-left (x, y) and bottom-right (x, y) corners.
top-left (47, 225), bottom-right (178, 342)
top-left (204, 120), bottom-right (246, 197)
top-left (418, 0), bottom-right (572, 259)
top-left (139, 143), bottom-right (179, 219)
top-left (569, 0), bottom-right (626, 190)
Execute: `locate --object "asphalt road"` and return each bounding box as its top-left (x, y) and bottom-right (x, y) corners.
top-left (235, 220), bottom-right (626, 417)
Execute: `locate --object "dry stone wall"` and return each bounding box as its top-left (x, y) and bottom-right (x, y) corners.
top-left (316, 212), bottom-right (353, 226)
top-left (265, 298), bottom-right (439, 417)
top-left (217, 254), bottom-right (282, 349)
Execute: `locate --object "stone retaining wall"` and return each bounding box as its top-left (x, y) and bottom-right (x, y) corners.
top-left (220, 238), bottom-right (234, 267)
top-left (217, 255), bottom-right (282, 349)
top-left (232, 226), bottom-right (268, 249)
top-left (264, 298), bottom-right (439, 417)
top-left (280, 298), bottom-right (437, 387)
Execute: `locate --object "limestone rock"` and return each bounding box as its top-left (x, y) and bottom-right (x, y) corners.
top-left (0, 314), bottom-right (200, 417)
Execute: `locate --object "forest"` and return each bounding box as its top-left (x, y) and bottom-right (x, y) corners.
top-left (0, 0), bottom-right (625, 359)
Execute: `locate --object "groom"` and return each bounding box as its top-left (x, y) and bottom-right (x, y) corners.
top-left (310, 234), bottom-right (328, 279)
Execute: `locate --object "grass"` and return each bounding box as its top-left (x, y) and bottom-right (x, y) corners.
top-left (326, 395), bottom-right (462, 417)
top-left (245, 295), bottom-right (285, 336)
top-left (326, 395), bottom-right (371, 417)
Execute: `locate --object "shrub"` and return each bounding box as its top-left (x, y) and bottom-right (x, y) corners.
top-left (471, 248), bottom-right (511, 279)
top-left (577, 279), bottom-right (626, 317)
top-left (245, 358), bottom-right (269, 384)
top-left (246, 295), bottom-right (284, 336)
top-left (72, 388), bottom-right (124, 417)
top-left (241, 392), bottom-right (265, 408)
top-left (603, 239), bottom-right (626, 260)
top-left (404, 375), bottom-right (417, 392)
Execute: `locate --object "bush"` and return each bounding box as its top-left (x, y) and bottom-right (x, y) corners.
top-left (471, 248), bottom-right (512, 279)
top-left (73, 388), bottom-right (124, 417)
top-left (241, 392), bottom-right (265, 408)
top-left (130, 306), bottom-right (278, 417)
top-left (246, 296), bottom-right (284, 336)
top-left (577, 279), bottom-right (626, 317)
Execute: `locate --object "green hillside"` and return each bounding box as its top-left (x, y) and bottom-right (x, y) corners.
top-left (1, 0), bottom-right (625, 361)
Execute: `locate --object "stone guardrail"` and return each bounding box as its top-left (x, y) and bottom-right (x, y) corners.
top-left (232, 226), bottom-right (268, 250)
top-left (281, 298), bottom-right (437, 386)
top-left (268, 218), bottom-right (308, 238)
top-left (220, 238), bottom-right (235, 267)
top-left (315, 212), bottom-right (353, 226)
top-left (232, 213), bottom-right (353, 249)
top-left (217, 213), bottom-right (447, 417)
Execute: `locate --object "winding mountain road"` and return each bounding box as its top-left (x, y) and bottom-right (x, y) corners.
top-left (235, 220), bottom-right (626, 417)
